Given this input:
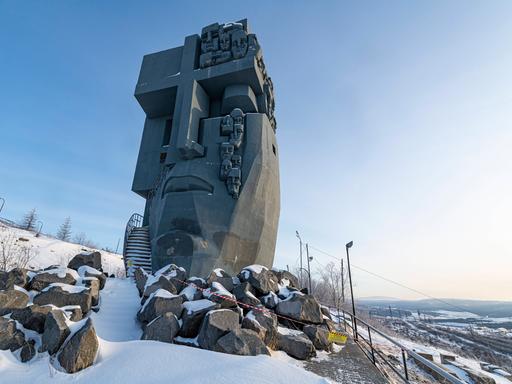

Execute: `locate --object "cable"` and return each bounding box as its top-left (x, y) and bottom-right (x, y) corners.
top-left (307, 244), bottom-right (476, 315)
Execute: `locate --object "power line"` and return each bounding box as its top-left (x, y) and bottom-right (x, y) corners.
top-left (307, 244), bottom-right (475, 314)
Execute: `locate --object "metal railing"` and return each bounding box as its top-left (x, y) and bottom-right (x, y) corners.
top-left (122, 213), bottom-right (144, 271)
top-left (338, 309), bottom-right (465, 384)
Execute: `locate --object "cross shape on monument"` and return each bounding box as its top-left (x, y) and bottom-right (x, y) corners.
top-left (135, 33), bottom-right (266, 160)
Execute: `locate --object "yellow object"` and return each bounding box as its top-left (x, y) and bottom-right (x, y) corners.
top-left (328, 332), bottom-right (347, 344)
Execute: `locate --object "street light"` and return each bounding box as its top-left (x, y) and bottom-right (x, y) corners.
top-left (306, 243), bottom-right (312, 294)
top-left (345, 240), bottom-right (357, 339)
top-left (295, 231), bottom-right (303, 289)
top-left (36, 220), bottom-right (43, 237)
top-left (0, 197), bottom-right (5, 215)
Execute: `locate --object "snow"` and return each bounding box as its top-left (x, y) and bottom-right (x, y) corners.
top-left (90, 278), bottom-right (141, 342)
top-left (0, 224), bottom-right (124, 276)
top-left (182, 299), bottom-right (215, 315)
top-left (0, 276), bottom-right (329, 383)
top-left (42, 267), bottom-right (80, 280)
top-left (241, 264), bottom-right (268, 279)
top-left (42, 283), bottom-right (89, 293)
top-left (77, 265), bottom-right (102, 277)
top-left (180, 285), bottom-right (197, 301)
top-left (278, 326), bottom-right (304, 337)
top-left (204, 282), bottom-right (234, 300)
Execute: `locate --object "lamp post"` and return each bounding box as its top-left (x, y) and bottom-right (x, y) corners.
top-left (306, 243), bottom-right (312, 294)
top-left (295, 231), bottom-right (303, 289)
top-left (0, 197), bottom-right (5, 215)
top-left (346, 240), bottom-right (357, 339)
top-left (36, 220), bottom-right (43, 237)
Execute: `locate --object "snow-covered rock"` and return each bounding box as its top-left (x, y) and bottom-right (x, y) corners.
top-left (33, 283), bottom-right (92, 314)
top-left (197, 309), bottom-right (240, 350)
top-left (137, 289), bottom-right (183, 324)
top-left (57, 318), bottom-right (98, 373)
top-left (0, 289), bottom-right (29, 315)
top-left (68, 251), bottom-right (102, 271)
top-left (11, 304), bottom-right (52, 333)
top-left (215, 328), bottom-right (269, 356)
top-left (141, 312), bottom-right (180, 343)
top-left (41, 309), bottom-right (70, 354)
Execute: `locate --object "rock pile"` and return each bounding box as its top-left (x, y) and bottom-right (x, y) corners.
top-left (0, 251), bottom-right (104, 372)
top-left (135, 264), bottom-right (338, 359)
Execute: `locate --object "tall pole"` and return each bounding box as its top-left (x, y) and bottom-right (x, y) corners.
top-left (306, 243), bottom-right (312, 294)
top-left (341, 259), bottom-right (345, 303)
top-left (346, 241), bottom-right (357, 339)
top-left (0, 197), bottom-right (5, 215)
top-left (296, 231), bottom-right (303, 289)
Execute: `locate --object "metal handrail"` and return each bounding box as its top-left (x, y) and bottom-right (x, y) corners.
top-left (338, 310), bottom-right (465, 384)
top-left (122, 213), bottom-right (144, 272)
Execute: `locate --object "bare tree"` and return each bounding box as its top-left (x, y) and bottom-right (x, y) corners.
top-left (72, 232), bottom-right (98, 249)
top-left (0, 226), bottom-right (38, 271)
top-left (21, 208), bottom-right (38, 231)
top-left (56, 217), bottom-right (72, 241)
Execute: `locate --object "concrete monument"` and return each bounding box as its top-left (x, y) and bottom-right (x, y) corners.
top-left (130, 20), bottom-right (280, 276)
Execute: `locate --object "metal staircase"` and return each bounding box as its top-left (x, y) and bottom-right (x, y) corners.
top-left (123, 214), bottom-right (152, 274)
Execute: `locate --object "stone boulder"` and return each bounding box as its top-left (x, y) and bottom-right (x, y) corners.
top-left (141, 312), bottom-right (180, 343)
top-left (186, 277), bottom-right (208, 289)
top-left (33, 283), bottom-right (92, 314)
top-left (62, 305), bottom-right (83, 321)
top-left (242, 309), bottom-right (278, 348)
top-left (215, 328), bottom-right (269, 356)
top-left (137, 289), bottom-right (183, 324)
top-left (11, 304), bottom-right (52, 333)
top-left (67, 251), bottom-right (102, 271)
top-left (0, 268), bottom-right (29, 290)
top-left (260, 291), bottom-right (279, 309)
top-left (0, 317), bottom-right (26, 351)
top-left (179, 284), bottom-right (203, 302)
top-left (233, 282), bottom-right (261, 308)
top-left (58, 318), bottom-right (98, 373)
top-left (203, 282), bottom-right (238, 309)
top-left (141, 275), bottom-right (177, 304)
top-left (239, 266), bottom-right (279, 295)
top-left (134, 267), bottom-right (148, 297)
top-left (155, 264), bottom-right (188, 292)
top-left (0, 289), bottom-right (29, 315)
top-left (197, 309), bottom-right (240, 350)
top-left (274, 269), bottom-right (299, 288)
top-left (41, 309), bottom-right (70, 354)
top-left (78, 266), bottom-right (106, 290)
top-left (303, 325), bottom-right (332, 351)
top-left (276, 294), bottom-right (323, 324)
top-left (179, 299), bottom-right (218, 338)
top-left (29, 268), bottom-right (78, 291)
top-left (320, 305), bottom-right (332, 320)
top-left (277, 331), bottom-right (316, 360)
top-left (207, 269), bottom-right (234, 292)
top-left (20, 339), bottom-right (36, 362)
top-left (82, 277), bottom-right (100, 307)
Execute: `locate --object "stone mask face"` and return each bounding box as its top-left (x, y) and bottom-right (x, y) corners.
top-left (132, 20), bottom-right (279, 277)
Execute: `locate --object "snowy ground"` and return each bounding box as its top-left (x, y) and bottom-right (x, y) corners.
top-left (0, 278), bottom-right (331, 384)
top-left (0, 223), bottom-right (125, 276)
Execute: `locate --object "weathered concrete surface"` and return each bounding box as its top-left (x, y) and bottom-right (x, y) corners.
top-left (303, 337), bottom-right (389, 384)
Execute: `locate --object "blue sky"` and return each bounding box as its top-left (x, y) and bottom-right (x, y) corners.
top-left (1, 1), bottom-right (511, 300)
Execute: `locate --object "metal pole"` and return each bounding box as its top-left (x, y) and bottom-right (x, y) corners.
top-left (296, 231), bottom-right (303, 289)
top-left (306, 243), bottom-right (312, 294)
top-left (346, 241), bottom-right (357, 339)
top-left (36, 220), bottom-right (43, 237)
top-left (0, 197), bottom-right (5, 214)
top-left (368, 325), bottom-right (376, 364)
top-left (115, 238), bottom-right (121, 254)
top-left (402, 349), bottom-right (409, 380)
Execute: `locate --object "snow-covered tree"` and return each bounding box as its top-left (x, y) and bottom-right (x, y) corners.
top-left (56, 217), bottom-right (72, 241)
